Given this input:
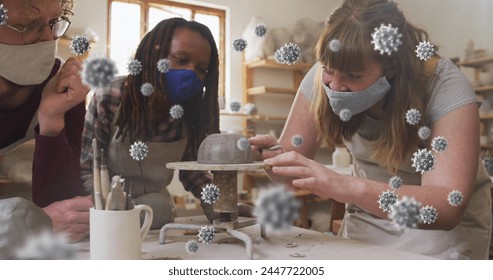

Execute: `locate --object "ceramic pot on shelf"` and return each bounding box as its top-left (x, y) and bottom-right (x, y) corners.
top-left (332, 146), bottom-right (351, 168)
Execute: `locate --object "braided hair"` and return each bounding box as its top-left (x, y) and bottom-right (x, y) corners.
top-left (114, 17), bottom-right (220, 159)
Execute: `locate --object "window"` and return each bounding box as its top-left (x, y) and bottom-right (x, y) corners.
top-left (108, 0), bottom-right (226, 100)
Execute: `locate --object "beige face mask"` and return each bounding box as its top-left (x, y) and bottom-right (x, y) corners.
top-left (0, 40), bottom-right (57, 85)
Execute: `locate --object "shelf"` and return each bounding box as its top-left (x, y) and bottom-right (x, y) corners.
top-left (245, 58), bottom-right (312, 71)
top-left (481, 144), bottom-right (493, 149)
top-left (480, 113), bottom-right (493, 120)
top-left (475, 85), bottom-right (493, 93)
top-left (247, 86), bottom-right (297, 96)
top-left (458, 56), bottom-right (493, 68)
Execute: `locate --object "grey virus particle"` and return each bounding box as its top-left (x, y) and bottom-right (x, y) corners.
top-left (237, 137), bottom-right (250, 151)
top-left (431, 136), bottom-right (448, 153)
top-left (378, 190), bottom-right (398, 213)
top-left (339, 108), bottom-right (353, 122)
top-left (274, 42), bottom-right (301, 65)
top-left (0, 4), bottom-right (8, 26)
top-left (82, 57), bottom-right (118, 88)
top-left (370, 23), bottom-right (402, 55)
top-left (329, 39), bottom-right (341, 52)
top-left (243, 103), bottom-right (258, 115)
top-left (129, 141), bottom-right (149, 161)
top-left (197, 225), bottom-right (215, 244)
top-left (69, 34), bottom-right (90, 56)
top-left (388, 176), bottom-right (403, 189)
top-left (411, 148), bottom-right (435, 174)
top-left (127, 59), bottom-right (142, 75)
top-left (140, 82), bottom-right (153, 97)
top-left (201, 183), bottom-right (220, 204)
top-left (255, 23), bottom-right (267, 37)
top-left (14, 230), bottom-right (74, 260)
top-left (185, 240), bottom-right (199, 254)
top-left (418, 126), bottom-right (431, 140)
top-left (415, 41), bottom-right (435, 61)
top-left (255, 185), bottom-right (300, 230)
top-left (229, 101), bottom-right (241, 112)
top-left (447, 190), bottom-right (463, 207)
top-left (169, 104), bottom-right (184, 119)
top-left (405, 108), bottom-right (421, 125)
top-left (389, 196), bottom-right (422, 230)
top-left (157, 58), bottom-right (171, 74)
top-left (232, 38), bottom-right (247, 52)
top-left (420, 205), bottom-right (438, 224)
top-left (291, 134), bottom-right (304, 147)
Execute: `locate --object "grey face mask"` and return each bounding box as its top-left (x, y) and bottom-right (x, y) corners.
top-left (322, 76), bottom-right (391, 121)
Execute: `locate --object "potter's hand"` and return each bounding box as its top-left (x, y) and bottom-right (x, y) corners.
top-left (38, 57), bottom-right (90, 137)
top-left (42, 195), bottom-right (93, 242)
top-left (249, 134), bottom-right (284, 161)
top-left (265, 151), bottom-right (348, 201)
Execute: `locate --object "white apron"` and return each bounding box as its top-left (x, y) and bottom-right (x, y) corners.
top-left (107, 126), bottom-right (188, 229)
top-left (339, 115), bottom-right (492, 259)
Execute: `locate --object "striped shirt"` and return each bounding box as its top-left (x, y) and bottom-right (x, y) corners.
top-left (80, 77), bottom-right (211, 199)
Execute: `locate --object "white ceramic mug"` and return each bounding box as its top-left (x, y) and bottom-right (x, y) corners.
top-left (90, 205), bottom-right (153, 259)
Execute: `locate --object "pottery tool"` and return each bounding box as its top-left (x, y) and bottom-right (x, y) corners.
top-left (100, 149), bottom-right (111, 205)
top-left (105, 176), bottom-right (126, 211)
top-left (92, 139), bottom-right (103, 210)
top-left (265, 144), bottom-right (283, 151)
top-left (125, 183), bottom-right (134, 210)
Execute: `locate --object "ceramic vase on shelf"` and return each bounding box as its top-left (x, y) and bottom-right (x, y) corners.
top-left (332, 146), bottom-right (351, 167)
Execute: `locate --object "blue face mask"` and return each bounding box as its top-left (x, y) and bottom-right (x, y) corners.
top-left (164, 69), bottom-right (204, 103)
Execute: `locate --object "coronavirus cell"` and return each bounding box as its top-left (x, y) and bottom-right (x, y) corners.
top-left (255, 185), bottom-right (300, 230)
top-left (420, 205), bottom-right (438, 224)
top-left (405, 108), bottom-right (421, 125)
top-left (0, 4), bottom-right (8, 26)
top-left (389, 196), bottom-right (422, 230)
top-left (129, 141), bottom-right (149, 161)
top-left (140, 82), bottom-right (153, 97)
top-left (447, 190), bottom-right (463, 207)
top-left (431, 136), bottom-right (448, 153)
top-left (201, 183), bottom-right (220, 204)
top-left (82, 57), bottom-right (118, 88)
top-left (378, 190), bottom-right (398, 213)
top-left (127, 59), bottom-right (142, 76)
top-left (69, 34), bottom-right (91, 56)
top-left (185, 240), bottom-right (199, 254)
top-left (169, 104), bottom-right (184, 120)
top-left (197, 225), bottom-right (215, 244)
top-left (274, 42), bottom-right (301, 65)
top-left (232, 38), bottom-right (247, 52)
top-left (415, 41), bottom-right (435, 61)
top-left (255, 24), bottom-right (267, 37)
top-left (370, 23), bottom-right (402, 55)
top-left (411, 148), bottom-right (435, 174)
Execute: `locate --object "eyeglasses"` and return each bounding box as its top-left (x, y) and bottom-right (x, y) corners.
top-left (4, 16), bottom-right (71, 44)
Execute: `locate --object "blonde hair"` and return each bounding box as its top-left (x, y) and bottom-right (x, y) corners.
top-left (312, 0), bottom-right (436, 172)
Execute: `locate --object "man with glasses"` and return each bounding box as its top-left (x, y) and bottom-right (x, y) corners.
top-left (0, 0), bottom-right (92, 254)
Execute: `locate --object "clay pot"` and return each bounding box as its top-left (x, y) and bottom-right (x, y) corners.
top-left (197, 133), bottom-right (253, 164)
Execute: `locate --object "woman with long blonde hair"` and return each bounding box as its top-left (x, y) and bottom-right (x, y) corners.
top-left (250, 0), bottom-right (491, 259)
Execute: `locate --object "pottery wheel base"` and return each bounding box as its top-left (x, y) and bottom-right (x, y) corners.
top-left (158, 218), bottom-right (266, 260)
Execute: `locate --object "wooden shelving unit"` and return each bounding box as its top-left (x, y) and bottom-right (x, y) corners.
top-left (241, 58), bottom-right (311, 195)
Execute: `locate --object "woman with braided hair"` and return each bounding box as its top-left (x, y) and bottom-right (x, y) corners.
top-left (80, 18), bottom-right (221, 228)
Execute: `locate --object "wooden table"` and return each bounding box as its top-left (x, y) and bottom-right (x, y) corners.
top-left (74, 215), bottom-right (434, 260)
